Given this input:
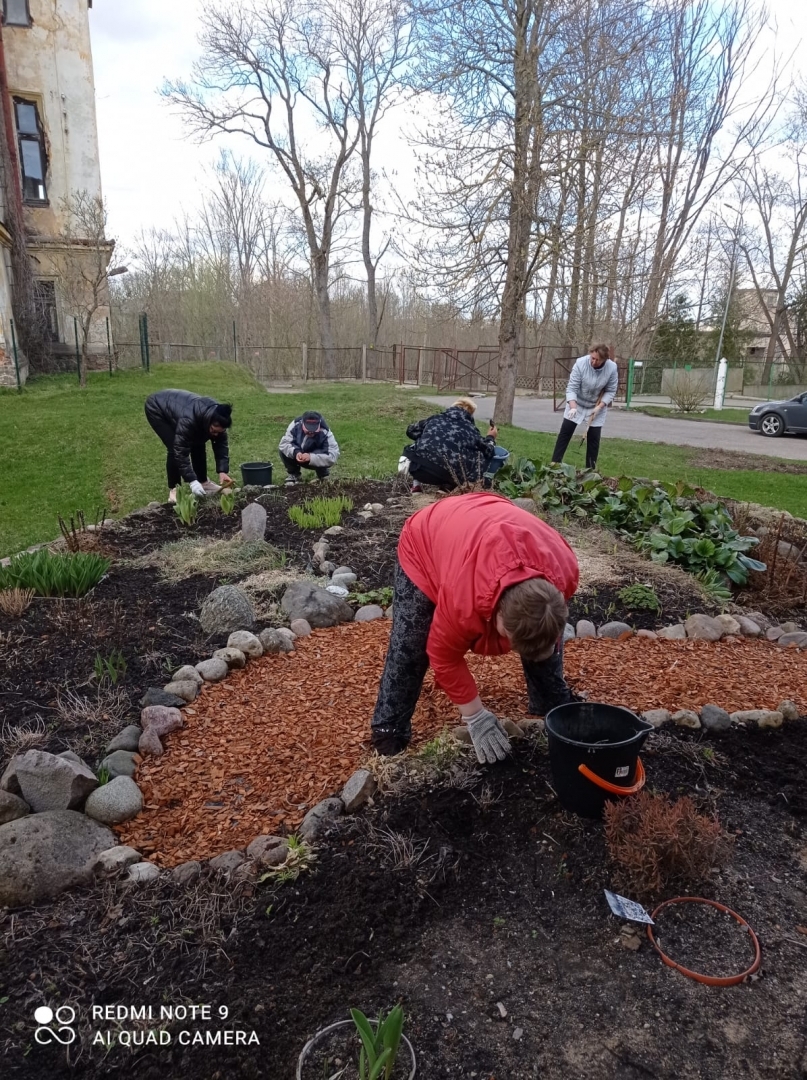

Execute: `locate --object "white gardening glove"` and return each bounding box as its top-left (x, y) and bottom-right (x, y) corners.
top-left (464, 708), bottom-right (511, 764)
top-left (189, 480), bottom-right (206, 497)
top-left (568, 407), bottom-right (578, 422)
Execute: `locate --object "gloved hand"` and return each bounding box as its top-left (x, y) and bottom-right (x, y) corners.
top-left (464, 708), bottom-right (511, 764)
top-left (189, 480), bottom-right (206, 497)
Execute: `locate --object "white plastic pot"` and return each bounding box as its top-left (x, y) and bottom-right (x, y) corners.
top-left (296, 1019), bottom-right (417, 1079)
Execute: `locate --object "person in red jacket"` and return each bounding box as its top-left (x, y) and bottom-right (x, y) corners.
top-left (371, 492), bottom-right (580, 760)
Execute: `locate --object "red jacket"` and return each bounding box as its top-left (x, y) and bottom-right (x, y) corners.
top-left (398, 493), bottom-right (579, 704)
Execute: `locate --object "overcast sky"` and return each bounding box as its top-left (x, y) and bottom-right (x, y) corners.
top-left (90, 0), bottom-right (807, 249)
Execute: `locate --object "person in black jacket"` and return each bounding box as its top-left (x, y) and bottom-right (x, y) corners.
top-left (402, 398), bottom-right (508, 492)
top-left (145, 390), bottom-right (233, 503)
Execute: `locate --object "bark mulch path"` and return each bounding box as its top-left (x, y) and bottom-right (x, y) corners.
top-left (119, 627), bottom-right (807, 866)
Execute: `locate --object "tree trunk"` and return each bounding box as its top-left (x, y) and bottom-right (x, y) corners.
top-left (312, 251), bottom-right (336, 378)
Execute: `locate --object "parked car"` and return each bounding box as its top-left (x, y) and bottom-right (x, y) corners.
top-left (748, 392), bottom-right (807, 437)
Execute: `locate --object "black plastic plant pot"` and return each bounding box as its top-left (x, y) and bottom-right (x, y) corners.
top-left (296, 1019), bottom-right (417, 1079)
top-left (239, 461), bottom-right (273, 486)
top-left (544, 702), bottom-right (653, 818)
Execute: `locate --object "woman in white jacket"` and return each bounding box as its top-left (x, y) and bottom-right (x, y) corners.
top-left (551, 345), bottom-right (619, 470)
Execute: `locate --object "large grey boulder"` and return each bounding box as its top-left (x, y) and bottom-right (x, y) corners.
top-left (241, 502), bottom-right (267, 542)
top-left (281, 581), bottom-right (354, 628)
top-left (199, 584), bottom-right (255, 635)
top-left (0, 810), bottom-right (116, 908)
top-left (140, 688), bottom-right (187, 709)
top-left (8, 750), bottom-right (98, 813)
top-left (84, 777), bottom-right (143, 825)
top-left (0, 789), bottom-right (30, 824)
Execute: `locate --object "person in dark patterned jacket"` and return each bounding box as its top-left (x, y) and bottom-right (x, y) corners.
top-left (401, 398), bottom-right (507, 491)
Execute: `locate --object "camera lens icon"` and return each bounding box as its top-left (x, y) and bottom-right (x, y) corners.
top-left (34, 1005), bottom-right (76, 1045)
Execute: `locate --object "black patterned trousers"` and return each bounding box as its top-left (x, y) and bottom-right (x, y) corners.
top-left (371, 560), bottom-right (575, 754)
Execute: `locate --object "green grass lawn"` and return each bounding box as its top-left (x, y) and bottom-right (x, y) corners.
top-left (1, 362), bottom-right (804, 557)
top-left (631, 405), bottom-right (750, 425)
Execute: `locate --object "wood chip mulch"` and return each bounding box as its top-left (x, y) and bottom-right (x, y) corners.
top-left (118, 625), bottom-right (807, 867)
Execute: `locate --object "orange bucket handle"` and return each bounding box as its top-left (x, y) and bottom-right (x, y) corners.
top-left (577, 757), bottom-right (645, 796)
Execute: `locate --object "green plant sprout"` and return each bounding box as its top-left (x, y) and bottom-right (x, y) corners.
top-left (93, 649), bottom-right (127, 685)
top-left (173, 482), bottom-right (198, 526)
top-left (350, 1004), bottom-right (405, 1080)
top-left (351, 586), bottom-right (394, 607)
top-left (258, 835), bottom-right (316, 884)
top-left (288, 495), bottom-right (353, 529)
top-left (219, 488), bottom-right (236, 515)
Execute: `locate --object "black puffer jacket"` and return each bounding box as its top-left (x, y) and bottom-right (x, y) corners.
top-left (404, 406), bottom-right (495, 484)
top-left (145, 390), bottom-right (230, 483)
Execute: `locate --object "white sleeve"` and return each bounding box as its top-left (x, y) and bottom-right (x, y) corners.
top-left (278, 421), bottom-right (297, 458)
top-left (566, 357), bottom-right (583, 402)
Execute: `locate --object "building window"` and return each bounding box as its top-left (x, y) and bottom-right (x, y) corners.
top-left (34, 281), bottom-right (60, 343)
top-left (14, 98), bottom-right (47, 203)
top-left (2, 0), bottom-right (31, 26)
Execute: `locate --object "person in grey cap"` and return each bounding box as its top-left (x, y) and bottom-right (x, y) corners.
top-left (145, 389), bottom-right (233, 503)
top-left (278, 410), bottom-right (340, 484)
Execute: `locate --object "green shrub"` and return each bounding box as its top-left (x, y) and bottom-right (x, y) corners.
top-left (288, 495), bottom-right (353, 529)
top-left (0, 550), bottom-right (110, 598)
top-left (617, 583), bottom-right (661, 613)
top-left (495, 461), bottom-right (766, 588)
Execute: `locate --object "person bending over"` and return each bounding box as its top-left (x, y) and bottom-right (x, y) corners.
top-left (144, 389), bottom-right (233, 503)
top-left (279, 410), bottom-right (340, 485)
top-left (370, 492), bottom-right (579, 760)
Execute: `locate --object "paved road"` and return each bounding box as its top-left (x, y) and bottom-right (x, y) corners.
top-left (420, 395), bottom-right (807, 462)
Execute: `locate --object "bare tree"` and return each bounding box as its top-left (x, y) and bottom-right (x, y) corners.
top-left (738, 94), bottom-right (807, 382)
top-left (165, 0), bottom-right (363, 377)
top-left (43, 192), bottom-right (114, 387)
top-left (329, 0), bottom-right (414, 347)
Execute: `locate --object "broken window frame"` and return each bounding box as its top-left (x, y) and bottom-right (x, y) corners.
top-left (2, 0), bottom-right (31, 27)
top-left (13, 97), bottom-right (48, 204)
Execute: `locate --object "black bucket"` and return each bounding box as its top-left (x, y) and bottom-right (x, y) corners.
top-left (240, 461), bottom-right (273, 486)
top-left (544, 702), bottom-right (653, 818)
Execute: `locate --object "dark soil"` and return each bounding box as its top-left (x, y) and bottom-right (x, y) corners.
top-left (650, 901), bottom-right (758, 981)
top-left (568, 579), bottom-right (719, 631)
top-left (1, 723), bottom-right (806, 1079)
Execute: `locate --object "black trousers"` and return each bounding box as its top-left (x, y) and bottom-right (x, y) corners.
top-left (280, 451), bottom-right (330, 480)
top-left (551, 418), bottom-right (602, 470)
top-left (147, 414), bottom-right (208, 488)
top-left (371, 561), bottom-right (575, 754)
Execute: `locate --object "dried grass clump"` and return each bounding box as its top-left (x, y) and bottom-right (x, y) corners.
top-left (139, 537), bottom-right (285, 584)
top-left (604, 791), bottom-right (732, 900)
top-left (0, 587), bottom-right (34, 617)
top-left (0, 715), bottom-right (48, 763)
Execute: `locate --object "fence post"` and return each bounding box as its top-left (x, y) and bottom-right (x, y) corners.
top-left (393, 342), bottom-right (398, 382)
top-left (10, 317), bottom-right (21, 391)
top-left (138, 314), bottom-right (146, 370)
top-left (233, 320), bottom-right (238, 364)
top-left (73, 317), bottom-right (82, 384)
top-left (361, 344), bottom-right (367, 383)
top-left (106, 316), bottom-right (113, 376)
top-left (625, 358), bottom-right (635, 409)
top-left (143, 314), bottom-right (151, 372)
top-left (302, 342), bottom-right (308, 382)
top-left (416, 347), bottom-right (423, 386)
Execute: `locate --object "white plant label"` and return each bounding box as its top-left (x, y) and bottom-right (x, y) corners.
top-left (604, 889), bottom-right (654, 924)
